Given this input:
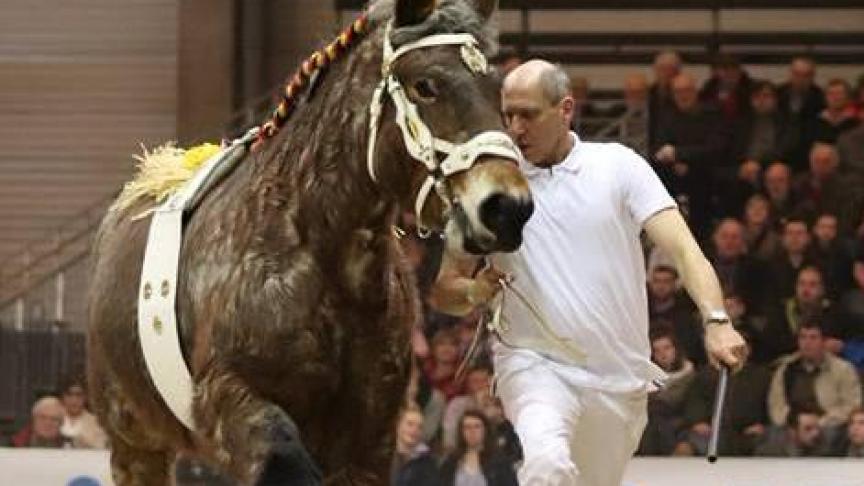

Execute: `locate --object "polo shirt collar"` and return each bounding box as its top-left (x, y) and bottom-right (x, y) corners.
top-left (521, 132), bottom-right (582, 178)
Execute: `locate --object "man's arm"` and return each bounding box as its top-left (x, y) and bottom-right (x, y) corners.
top-left (643, 207), bottom-right (747, 370)
top-left (427, 251), bottom-right (503, 317)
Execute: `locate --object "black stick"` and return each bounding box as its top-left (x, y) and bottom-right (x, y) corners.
top-left (707, 365), bottom-right (730, 463)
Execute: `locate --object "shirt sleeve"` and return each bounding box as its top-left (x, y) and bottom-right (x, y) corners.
top-left (618, 145), bottom-right (676, 227)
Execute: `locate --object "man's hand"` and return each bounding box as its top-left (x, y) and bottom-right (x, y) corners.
top-left (469, 264), bottom-right (507, 307)
top-left (704, 323), bottom-right (747, 372)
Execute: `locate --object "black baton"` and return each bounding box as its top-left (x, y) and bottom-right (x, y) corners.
top-left (706, 365), bottom-right (730, 463)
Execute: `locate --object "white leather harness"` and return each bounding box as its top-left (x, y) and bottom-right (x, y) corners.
top-left (367, 23), bottom-right (521, 235)
top-left (136, 21), bottom-right (521, 431)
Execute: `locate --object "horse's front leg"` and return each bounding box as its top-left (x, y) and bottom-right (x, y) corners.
top-left (334, 332), bottom-right (412, 486)
top-left (193, 368), bottom-right (322, 486)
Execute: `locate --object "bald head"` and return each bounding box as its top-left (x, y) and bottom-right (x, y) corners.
top-left (504, 59), bottom-right (571, 106)
top-left (502, 59), bottom-right (574, 167)
top-left (653, 50), bottom-right (682, 86)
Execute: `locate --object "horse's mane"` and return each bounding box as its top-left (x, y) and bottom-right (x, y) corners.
top-left (112, 0), bottom-right (494, 215)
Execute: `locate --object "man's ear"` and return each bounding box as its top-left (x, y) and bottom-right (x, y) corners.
top-left (560, 96), bottom-right (575, 126)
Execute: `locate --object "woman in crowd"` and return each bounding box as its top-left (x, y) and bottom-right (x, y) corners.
top-left (439, 410), bottom-right (518, 486)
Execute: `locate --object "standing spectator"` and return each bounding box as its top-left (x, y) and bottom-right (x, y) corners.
top-left (766, 218), bottom-right (817, 302)
top-left (11, 396), bottom-right (71, 448)
top-left (647, 265), bottom-right (703, 365)
top-left (569, 75), bottom-right (599, 133)
top-left (811, 212), bottom-right (854, 299)
top-left (479, 397), bottom-right (522, 466)
top-left (733, 80), bottom-right (797, 167)
top-left (756, 408), bottom-right (832, 457)
top-left (441, 366), bottom-right (493, 451)
top-left (609, 73), bottom-right (649, 117)
top-left (639, 328), bottom-right (696, 455)
top-left (742, 194), bottom-right (781, 261)
top-left (763, 162), bottom-right (800, 226)
top-left (767, 324), bottom-right (862, 433)
top-left (648, 50), bottom-right (683, 147)
top-left (777, 57), bottom-right (825, 170)
top-left (763, 266), bottom-right (835, 361)
top-left (392, 406), bottom-right (441, 486)
top-left (699, 54), bottom-right (753, 122)
top-left (58, 375), bottom-right (107, 449)
top-left (839, 407), bottom-right (864, 456)
top-left (811, 79), bottom-right (860, 144)
top-left (681, 333), bottom-right (772, 456)
top-left (439, 411), bottom-right (518, 486)
top-left (653, 73), bottom-right (730, 237)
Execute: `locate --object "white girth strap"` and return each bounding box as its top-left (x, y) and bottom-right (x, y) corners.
top-left (366, 23), bottom-right (521, 235)
top-left (137, 128), bottom-right (258, 430)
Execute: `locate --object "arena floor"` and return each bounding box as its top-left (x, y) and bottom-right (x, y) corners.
top-left (2, 448), bottom-right (863, 485)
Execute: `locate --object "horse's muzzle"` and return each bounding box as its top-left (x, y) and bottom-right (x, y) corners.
top-left (475, 193), bottom-right (534, 253)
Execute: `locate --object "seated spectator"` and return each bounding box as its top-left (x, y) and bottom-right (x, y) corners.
top-left (391, 406), bottom-right (441, 486)
top-left (756, 407), bottom-right (832, 457)
top-left (442, 365), bottom-right (494, 451)
top-left (767, 324), bottom-right (862, 435)
top-left (648, 50), bottom-right (683, 148)
top-left (439, 411), bottom-right (518, 486)
top-left (837, 250), bottom-right (864, 368)
top-left (838, 407), bottom-right (864, 456)
top-left (653, 73), bottom-right (730, 238)
top-left (408, 365), bottom-right (447, 445)
top-left (569, 75), bottom-right (599, 133)
top-left (811, 212), bottom-right (854, 298)
top-left (479, 397), bottom-right (522, 466)
top-left (639, 327), bottom-right (696, 455)
top-left (424, 328), bottom-right (464, 401)
top-left (763, 162), bottom-right (800, 227)
top-left (12, 396), bottom-right (71, 448)
top-left (647, 265), bottom-right (703, 365)
top-left (837, 123), bottom-right (864, 175)
top-left (741, 194), bottom-right (781, 260)
top-left (765, 217), bottom-right (817, 303)
top-left (707, 218), bottom-right (768, 313)
top-left (777, 57), bottom-right (825, 171)
top-left (58, 375), bottom-right (107, 449)
top-left (794, 143), bottom-right (848, 223)
top-left (699, 54), bottom-right (753, 122)
top-left (809, 79), bottom-right (860, 145)
top-left (680, 333), bottom-right (772, 456)
top-left (763, 266), bottom-right (836, 361)
top-left (732, 80), bottom-right (797, 167)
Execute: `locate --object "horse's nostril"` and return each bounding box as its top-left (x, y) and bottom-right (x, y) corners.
top-left (479, 194), bottom-right (534, 250)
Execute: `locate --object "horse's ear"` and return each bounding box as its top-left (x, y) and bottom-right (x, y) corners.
top-left (394, 0), bottom-right (437, 27)
top-left (471, 0), bottom-right (497, 21)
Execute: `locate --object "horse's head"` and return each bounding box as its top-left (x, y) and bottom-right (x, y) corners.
top-left (368, 0), bottom-right (532, 255)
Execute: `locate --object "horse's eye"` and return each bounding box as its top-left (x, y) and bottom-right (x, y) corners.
top-left (412, 79), bottom-right (438, 102)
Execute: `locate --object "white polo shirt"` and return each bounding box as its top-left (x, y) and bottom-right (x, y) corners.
top-left (491, 133), bottom-right (676, 393)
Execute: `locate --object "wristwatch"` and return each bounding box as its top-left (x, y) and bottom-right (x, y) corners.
top-left (704, 310), bottom-right (731, 326)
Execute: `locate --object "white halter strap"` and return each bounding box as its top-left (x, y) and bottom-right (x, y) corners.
top-left (367, 23), bottom-right (521, 236)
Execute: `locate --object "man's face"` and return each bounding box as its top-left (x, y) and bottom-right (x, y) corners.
top-left (783, 222), bottom-right (810, 254)
top-left (672, 76), bottom-right (698, 112)
top-left (789, 59), bottom-right (815, 91)
top-left (503, 82), bottom-right (571, 166)
top-left (714, 221), bottom-right (745, 259)
top-left (651, 336), bottom-right (677, 370)
top-left (798, 327), bottom-right (825, 362)
top-left (795, 413), bottom-right (823, 448)
top-left (465, 369), bottom-right (491, 395)
top-left (654, 58), bottom-right (680, 86)
top-left (397, 411), bottom-right (423, 449)
top-left (854, 262), bottom-right (864, 290)
top-left (752, 87), bottom-right (777, 115)
top-left (649, 269), bottom-right (677, 300)
top-left (796, 269), bottom-right (824, 304)
top-left (624, 77), bottom-right (648, 108)
top-left (765, 165), bottom-right (791, 200)
top-left (813, 215), bottom-right (838, 244)
top-left (848, 412), bottom-right (864, 446)
top-left (32, 407), bottom-right (63, 441)
top-left (810, 147), bottom-right (838, 180)
top-left (825, 84), bottom-right (850, 111)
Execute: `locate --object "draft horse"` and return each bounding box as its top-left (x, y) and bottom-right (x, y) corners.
top-left (87, 0), bottom-right (532, 484)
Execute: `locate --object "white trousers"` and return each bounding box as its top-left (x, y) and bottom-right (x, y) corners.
top-left (495, 353), bottom-right (647, 486)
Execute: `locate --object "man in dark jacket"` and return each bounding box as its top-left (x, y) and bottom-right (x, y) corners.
top-left (778, 57), bottom-right (825, 171)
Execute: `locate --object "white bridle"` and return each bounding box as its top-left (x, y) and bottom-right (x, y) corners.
top-left (367, 23), bottom-right (521, 235)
